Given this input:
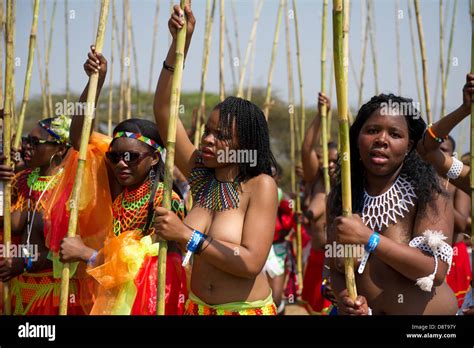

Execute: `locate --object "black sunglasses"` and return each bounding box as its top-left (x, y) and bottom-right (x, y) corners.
top-left (22, 135), bottom-right (61, 147)
top-left (106, 151), bottom-right (153, 165)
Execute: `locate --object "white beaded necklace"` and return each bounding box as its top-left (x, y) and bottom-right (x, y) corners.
top-left (362, 175), bottom-right (417, 231)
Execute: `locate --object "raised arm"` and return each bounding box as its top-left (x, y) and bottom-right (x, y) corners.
top-left (301, 93), bottom-right (330, 183)
top-left (70, 45), bottom-right (108, 150)
top-left (153, 4), bottom-right (197, 178)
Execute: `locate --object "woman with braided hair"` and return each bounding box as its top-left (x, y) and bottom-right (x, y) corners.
top-left (153, 3), bottom-right (279, 315)
top-left (60, 47), bottom-right (187, 315)
top-left (328, 93), bottom-right (458, 315)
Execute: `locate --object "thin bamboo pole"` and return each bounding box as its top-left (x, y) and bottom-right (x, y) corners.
top-left (321, 0), bottom-right (330, 195)
top-left (219, 0), bottom-right (225, 101)
top-left (236, 0), bottom-right (263, 98)
top-left (283, 0), bottom-right (302, 296)
top-left (36, 30), bottom-right (47, 117)
top-left (59, 0), bottom-right (109, 315)
top-left (125, 0), bottom-right (132, 119)
top-left (148, 0), bottom-right (160, 95)
top-left (0, 0), bottom-right (4, 110)
top-left (263, 0), bottom-right (284, 120)
top-left (230, 0), bottom-right (241, 75)
top-left (439, 0), bottom-right (446, 117)
top-left (357, 4), bottom-right (368, 109)
top-left (65, 0), bottom-right (70, 101)
top-left (225, 18), bottom-right (237, 92)
top-left (118, 0), bottom-right (125, 122)
top-left (246, 0), bottom-right (259, 101)
top-left (45, 0), bottom-right (56, 118)
top-left (292, 0), bottom-right (305, 147)
top-left (395, 0), bottom-right (402, 95)
top-left (130, 17), bottom-right (141, 116)
top-left (2, 0), bottom-right (14, 316)
top-left (157, 0), bottom-right (187, 315)
top-left (107, 0), bottom-right (116, 137)
top-left (13, 0), bottom-right (39, 149)
top-left (407, 0), bottom-right (423, 114)
top-left (333, 0), bottom-right (357, 301)
top-left (327, 48), bottom-right (334, 141)
top-left (367, 0), bottom-right (378, 95)
top-left (10, 0), bottom-right (15, 128)
top-left (444, 0), bottom-right (458, 89)
top-left (470, 0), bottom-right (474, 266)
top-left (194, 0), bottom-right (216, 148)
top-left (246, 31), bottom-right (257, 101)
top-left (414, 0), bottom-right (432, 124)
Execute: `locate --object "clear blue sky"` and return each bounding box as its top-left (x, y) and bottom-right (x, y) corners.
top-left (14, 0), bottom-right (472, 152)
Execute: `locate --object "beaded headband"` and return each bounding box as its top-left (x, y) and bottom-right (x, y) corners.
top-left (113, 131), bottom-right (163, 153)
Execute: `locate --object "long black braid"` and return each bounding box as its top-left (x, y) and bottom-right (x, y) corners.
top-left (215, 96), bottom-right (278, 182)
top-left (328, 94), bottom-right (443, 221)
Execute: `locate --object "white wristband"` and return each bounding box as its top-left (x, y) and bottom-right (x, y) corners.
top-left (446, 156), bottom-right (463, 180)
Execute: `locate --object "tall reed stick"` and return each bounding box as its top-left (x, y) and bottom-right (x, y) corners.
top-left (194, 0), bottom-right (216, 148)
top-left (333, 0), bottom-right (357, 301)
top-left (414, 0), bottom-right (432, 124)
top-left (107, 0), bottom-right (116, 136)
top-left (157, 0), bottom-right (187, 315)
top-left (59, 0), bottom-right (109, 315)
top-left (2, 0), bottom-right (15, 316)
top-left (407, 0), bottom-right (423, 114)
top-left (219, 0), bottom-right (225, 101)
top-left (236, 0), bottom-right (263, 98)
top-left (263, 0), bottom-right (284, 120)
top-left (13, 0), bottom-right (40, 149)
top-left (148, 0), bottom-right (160, 95)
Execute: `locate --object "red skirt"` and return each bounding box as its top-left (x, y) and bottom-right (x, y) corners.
top-left (302, 248), bottom-right (332, 314)
top-left (446, 241), bottom-right (472, 308)
top-left (131, 252), bottom-right (188, 315)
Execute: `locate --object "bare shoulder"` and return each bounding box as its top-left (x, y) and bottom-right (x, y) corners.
top-left (244, 174), bottom-right (277, 195)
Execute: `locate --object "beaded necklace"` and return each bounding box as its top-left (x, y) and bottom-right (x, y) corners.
top-left (362, 174), bottom-right (417, 231)
top-left (188, 167), bottom-right (240, 212)
top-left (25, 168), bottom-right (62, 205)
top-left (113, 179), bottom-right (157, 236)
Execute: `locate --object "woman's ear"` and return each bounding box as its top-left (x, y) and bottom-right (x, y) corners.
top-left (57, 144), bottom-right (68, 157)
top-left (151, 152), bottom-right (159, 167)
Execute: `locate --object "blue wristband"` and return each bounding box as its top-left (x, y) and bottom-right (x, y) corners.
top-left (365, 232), bottom-right (380, 253)
top-left (186, 230), bottom-right (206, 253)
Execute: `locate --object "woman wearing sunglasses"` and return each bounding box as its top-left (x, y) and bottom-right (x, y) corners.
top-left (59, 47), bottom-right (187, 315)
top-left (0, 115), bottom-right (92, 314)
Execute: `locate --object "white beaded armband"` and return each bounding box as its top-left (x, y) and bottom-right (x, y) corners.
top-left (446, 156), bottom-right (463, 180)
top-left (409, 230), bottom-right (453, 292)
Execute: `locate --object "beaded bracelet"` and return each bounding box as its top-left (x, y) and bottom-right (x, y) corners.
top-left (426, 124), bottom-right (448, 143)
top-left (446, 156), bottom-right (463, 180)
top-left (87, 250), bottom-right (98, 266)
top-left (163, 60), bottom-right (175, 73)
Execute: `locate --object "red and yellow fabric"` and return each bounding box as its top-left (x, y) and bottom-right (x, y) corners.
top-left (447, 241), bottom-right (472, 308)
top-left (184, 292), bottom-right (277, 315)
top-left (87, 182), bottom-right (187, 315)
top-left (301, 248), bottom-right (332, 315)
top-left (41, 131), bottom-right (113, 314)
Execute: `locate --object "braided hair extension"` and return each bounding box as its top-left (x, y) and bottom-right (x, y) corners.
top-left (328, 94), bottom-right (443, 221)
top-left (214, 96), bottom-right (279, 182)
